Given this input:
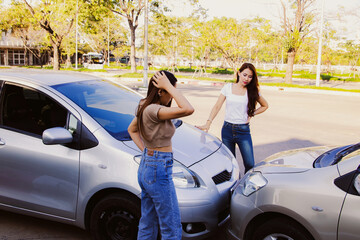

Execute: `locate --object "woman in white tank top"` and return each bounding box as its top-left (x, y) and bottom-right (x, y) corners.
top-left (197, 63), bottom-right (268, 173)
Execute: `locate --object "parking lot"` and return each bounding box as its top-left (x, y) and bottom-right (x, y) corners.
top-left (0, 78), bottom-right (359, 239)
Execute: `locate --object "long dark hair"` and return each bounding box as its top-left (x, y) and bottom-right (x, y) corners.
top-left (136, 70), bottom-right (177, 139)
top-left (236, 63), bottom-right (259, 117)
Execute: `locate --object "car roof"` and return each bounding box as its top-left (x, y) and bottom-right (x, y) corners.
top-left (0, 69), bottom-right (100, 86)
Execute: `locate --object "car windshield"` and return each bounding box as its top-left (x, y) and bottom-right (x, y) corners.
top-left (314, 143), bottom-right (360, 168)
top-left (49, 80), bottom-right (127, 140)
top-left (52, 80), bottom-right (182, 141)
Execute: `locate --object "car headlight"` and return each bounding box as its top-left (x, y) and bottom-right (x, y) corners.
top-left (219, 143), bottom-right (240, 179)
top-left (172, 161), bottom-right (200, 188)
top-left (237, 171), bottom-right (267, 196)
top-left (133, 155), bottom-right (200, 188)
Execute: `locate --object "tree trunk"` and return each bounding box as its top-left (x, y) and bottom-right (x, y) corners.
top-left (66, 53), bottom-right (71, 68)
top-left (129, 24), bottom-right (137, 73)
top-left (52, 44), bottom-right (60, 70)
top-left (285, 51), bottom-right (296, 84)
top-left (104, 49), bottom-right (108, 65)
top-left (24, 46), bottom-right (29, 66)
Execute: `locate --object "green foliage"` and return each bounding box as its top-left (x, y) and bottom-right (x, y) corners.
top-left (20, 65), bottom-right (53, 69)
top-left (114, 73), bottom-right (144, 78)
top-left (261, 82), bottom-right (360, 93)
top-left (0, 0), bottom-right (358, 74)
top-left (341, 40), bottom-right (360, 66)
top-left (283, 30), bottom-right (301, 53)
top-left (65, 68), bottom-right (107, 72)
top-left (209, 68), bottom-right (234, 75)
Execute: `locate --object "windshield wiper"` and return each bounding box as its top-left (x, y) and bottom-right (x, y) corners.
top-left (333, 142), bottom-right (360, 164)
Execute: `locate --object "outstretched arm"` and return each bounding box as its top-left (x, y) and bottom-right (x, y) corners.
top-left (196, 94), bottom-right (226, 132)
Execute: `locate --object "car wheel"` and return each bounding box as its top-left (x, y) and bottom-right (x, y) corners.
top-left (90, 193), bottom-right (141, 240)
top-left (252, 217), bottom-right (313, 240)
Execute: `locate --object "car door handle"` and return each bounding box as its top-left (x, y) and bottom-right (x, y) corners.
top-left (312, 206), bottom-right (323, 212)
top-left (0, 138), bottom-right (5, 145)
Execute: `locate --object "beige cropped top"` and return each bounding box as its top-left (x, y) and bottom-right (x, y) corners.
top-left (140, 104), bottom-right (175, 148)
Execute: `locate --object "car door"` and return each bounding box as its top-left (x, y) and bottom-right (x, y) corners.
top-left (337, 157), bottom-right (360, 240)
top-left (0, 82), bottom-right (80, 219)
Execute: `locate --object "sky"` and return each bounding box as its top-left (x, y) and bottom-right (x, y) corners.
top-left (166, 0), bottom-right (360, 41)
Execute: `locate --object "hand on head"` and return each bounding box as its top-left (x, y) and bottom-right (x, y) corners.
top-left (152, 71), bottom-right (172, 90)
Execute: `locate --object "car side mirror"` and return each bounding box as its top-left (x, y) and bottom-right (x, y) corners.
top-left (42, 127), bottom-right (73, 145)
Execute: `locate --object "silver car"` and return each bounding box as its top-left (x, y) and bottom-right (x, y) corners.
top-left (227, 143), bottom-right (360, 240)
top-left (0, 70), bottom-right (239, 240)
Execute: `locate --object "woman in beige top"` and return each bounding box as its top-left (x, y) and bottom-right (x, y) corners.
top-left (128, 71), bottom-right (194, 240)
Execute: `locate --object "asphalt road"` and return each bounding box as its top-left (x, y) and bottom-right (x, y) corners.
top-left (1, 82), bottom-right (359, 240)
top-left (178, 83), bottom-right (360, 174)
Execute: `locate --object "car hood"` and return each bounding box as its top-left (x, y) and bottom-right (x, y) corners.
top-left (123, 122), bottom-right (222, 167)
top-left (253, 146), bottom-right (333, 174)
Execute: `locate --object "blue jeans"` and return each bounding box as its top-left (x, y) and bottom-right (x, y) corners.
top-left (221, 121), bottom-right (254, 173)
top-left (137, 148), bottom-right (182, 240)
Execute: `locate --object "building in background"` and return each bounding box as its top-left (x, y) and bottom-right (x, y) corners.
top-left (0, 31), bottom-right (49, 66)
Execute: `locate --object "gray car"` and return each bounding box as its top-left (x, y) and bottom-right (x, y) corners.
top-left (0, 70), bottom-right (239, 240)
top-left (227, 143), bottom-right (360, 240)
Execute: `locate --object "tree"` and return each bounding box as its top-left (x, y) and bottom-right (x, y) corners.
top-left (197, 17), bottom-right (249, 76)
top-left (104, 0), bottom-right (145, 73)
top-left (0, 1), bottom-right (49, 66)
top-left (342, 41), bottom-right (360, 68)
top-left (280, 0), bottom-right (315, 83)
top-left (22, 0), bottom-right (80, 70)
top-left (79, 5), bottom-right (128, 63)
top-left (102, 0), bottom-right (201, 73)
top-left (147, 15), bottom-right (192, 70)
top-left (242, 17), bottom-right (280, 64)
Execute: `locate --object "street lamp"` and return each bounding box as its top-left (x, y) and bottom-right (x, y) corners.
top-left (108, 16), bottom-right (110, 67)
top-left (316, 0), bottom-right (325, 87)
top-left (75, 0), bottom-right (78, 69)
top-left (143, 0), bottom-right (149, 87)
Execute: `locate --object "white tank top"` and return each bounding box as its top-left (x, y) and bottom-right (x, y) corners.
top-left (220, 83), bottom-right (248, 124)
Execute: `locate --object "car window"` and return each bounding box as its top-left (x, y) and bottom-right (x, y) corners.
top-left (314, 145), bottom-right (359, 168)
top-left (354, 172), bottom-right (360, 195)
top-left (1, 83), bottom-right (67, 136)
top-left (68, 113), bottom-right (78, 135)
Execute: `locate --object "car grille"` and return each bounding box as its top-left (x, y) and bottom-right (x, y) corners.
top-left (212, 170), bottom-right (232, 185)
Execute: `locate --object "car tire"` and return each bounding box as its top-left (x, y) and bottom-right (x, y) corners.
top-left (90, 193), bottom-right (141, 240)
top-left (252, 217), bottom-right (313, 240)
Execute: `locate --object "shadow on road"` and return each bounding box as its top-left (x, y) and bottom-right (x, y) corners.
top-left (254, 138), bottom-right (321, 162)
top-left (0, 209), bottom-right (90, 240)
top-left (0, 209), bottom-right (227, 240)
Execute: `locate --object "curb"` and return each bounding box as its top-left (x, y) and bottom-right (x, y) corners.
top-left (260, 85), bottom-right (360, 97)
top-left (102, 75), bottom-right (360, 97)
top-left (178, 78), bottom-right (359, 97)
top-left (178, 79), bottom-right (225, 87)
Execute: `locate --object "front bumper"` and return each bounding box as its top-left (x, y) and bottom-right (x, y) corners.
top-left (226, 188), bottom-right (263, 240)
top-left (179, 196), bottom-right (230, 239)
top-left (178, 168), bottom-right (238, 239)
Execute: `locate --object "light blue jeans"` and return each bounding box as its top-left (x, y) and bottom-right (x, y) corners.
top-left (137, 148), bottom-right (182, 240)
top-left (221, 121), bottom-right (254, 173)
